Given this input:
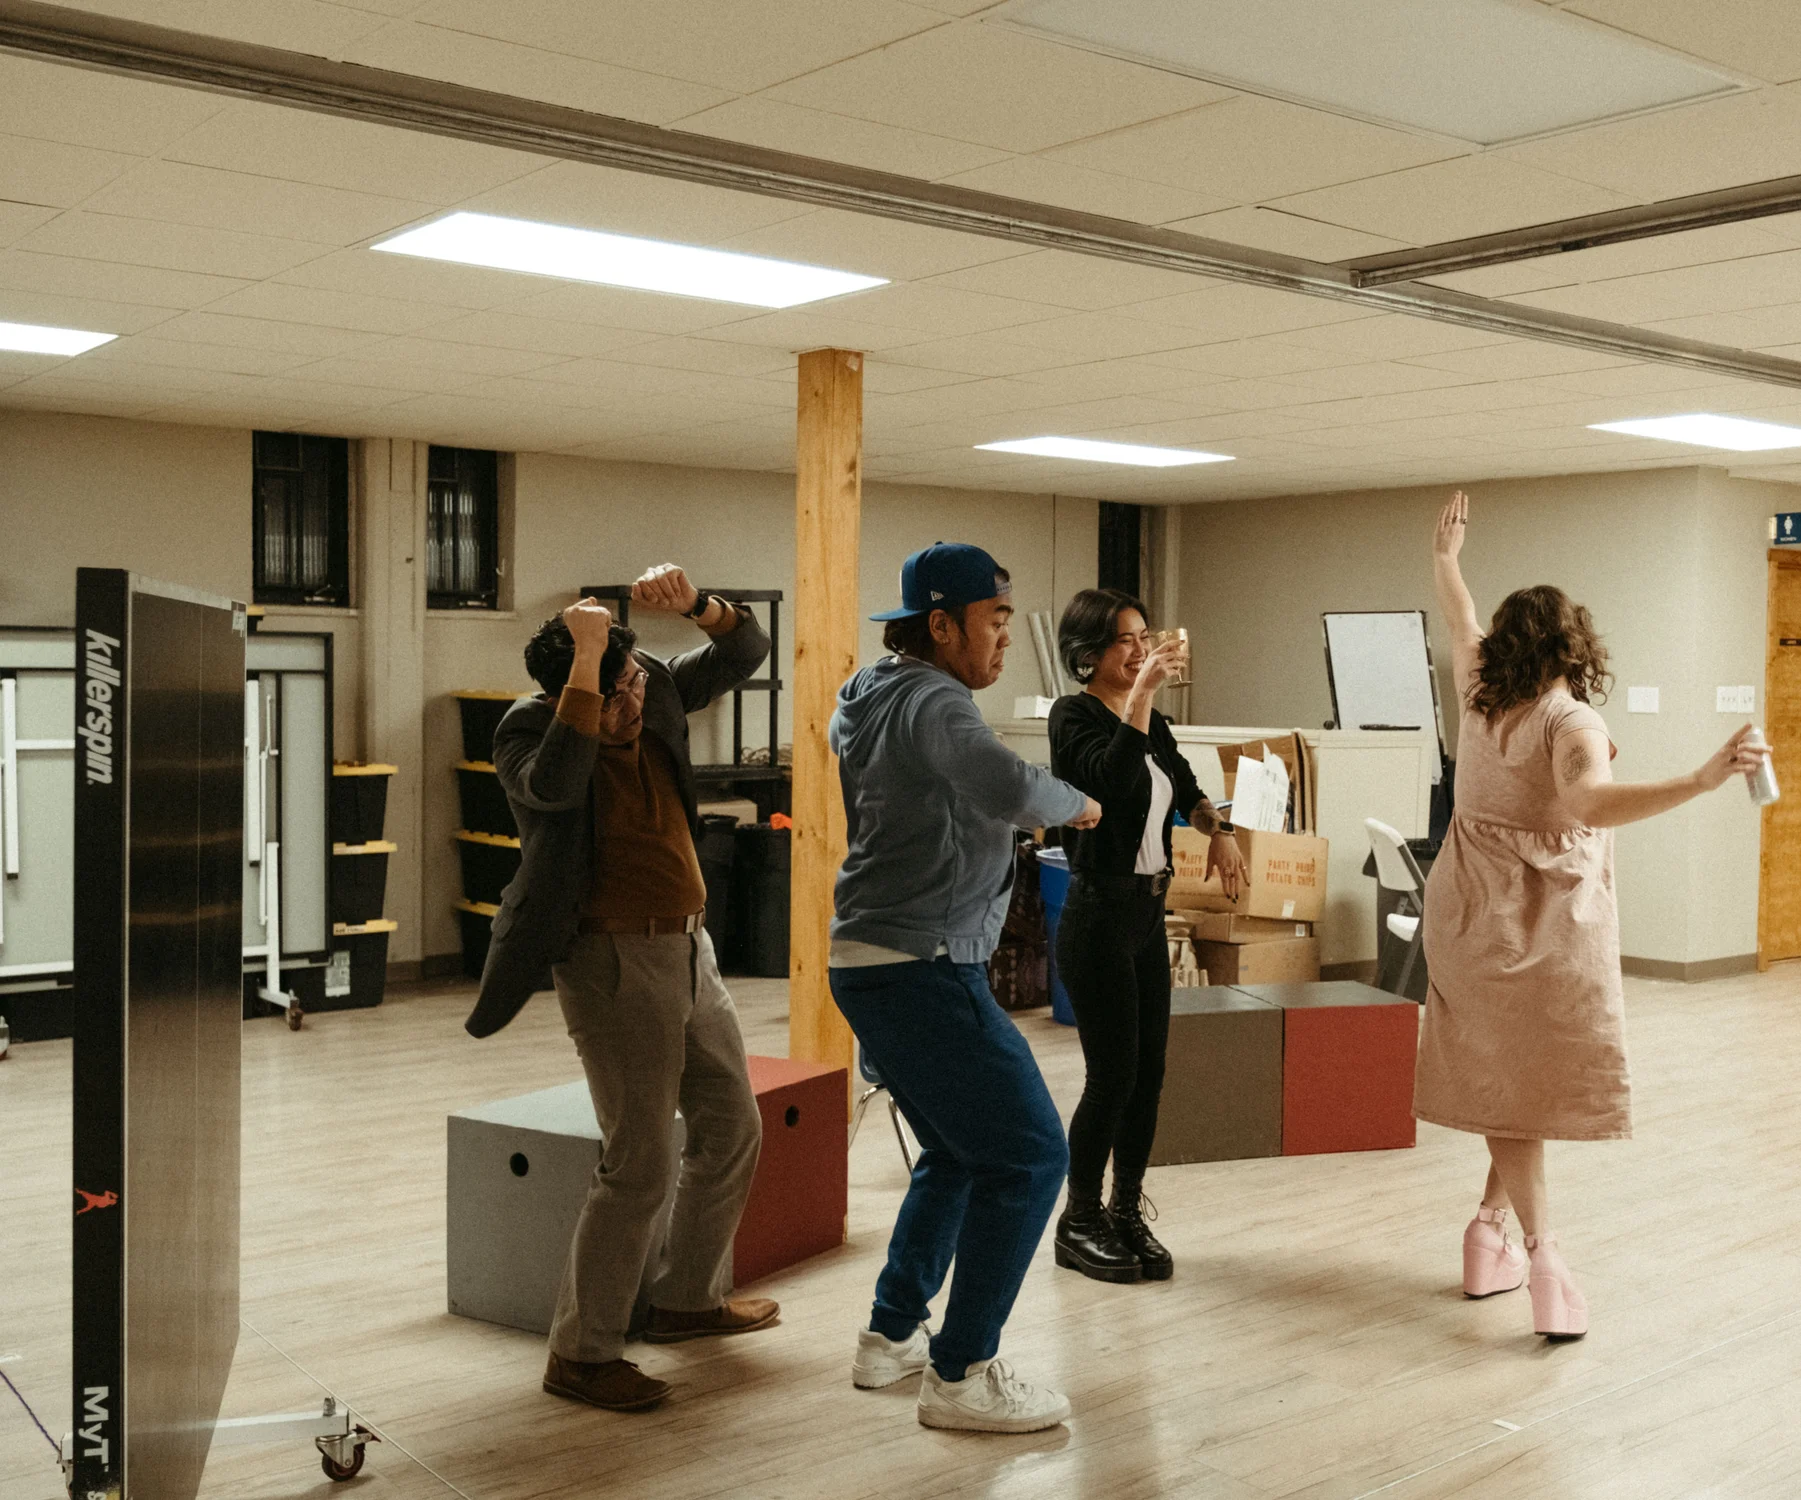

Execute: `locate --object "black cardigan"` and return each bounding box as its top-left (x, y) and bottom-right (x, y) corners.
top-left (1047, 692), bottom-right (1218, 877)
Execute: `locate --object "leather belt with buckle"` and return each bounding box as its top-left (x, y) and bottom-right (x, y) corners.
top-left (582, 910), bottom-right (705, 936)
top-left (1070, 869), bottom-right (1171, 898)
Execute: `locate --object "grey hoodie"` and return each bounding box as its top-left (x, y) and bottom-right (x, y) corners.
top-left (830, 655), bottom-right (1087, 963)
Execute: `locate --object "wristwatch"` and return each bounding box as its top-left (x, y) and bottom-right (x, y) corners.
top-left (1214, 821), bottom-right (1237, 834)
top-left (682, 591), bottom-right (715, 620)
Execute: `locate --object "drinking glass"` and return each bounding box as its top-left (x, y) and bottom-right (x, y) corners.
top-left (1152, 627), bottom-right (1191, 687)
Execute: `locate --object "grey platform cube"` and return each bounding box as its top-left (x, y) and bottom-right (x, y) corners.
top-left (1148, 986), bottom-right (1284, 1165)
top-left (446, 1082), bottom-right (682, 1336)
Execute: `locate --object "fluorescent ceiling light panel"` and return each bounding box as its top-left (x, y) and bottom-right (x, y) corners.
top-left (0, 320), bottom-right (116, 356)
top-left (994, 0), bottom-right (1742, 145)
top-left (371, 211), bottom-right (886, 308)
top-left (1589, 414), bottom-right (1801, 451)
top-left (978, 436), bottom-right (1233, 467)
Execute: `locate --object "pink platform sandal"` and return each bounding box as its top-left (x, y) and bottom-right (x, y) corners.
top-left (1462, 1205), bottom-right (1527, 1298)
top-left (1524, 1233), bottom-right (1588, 1341)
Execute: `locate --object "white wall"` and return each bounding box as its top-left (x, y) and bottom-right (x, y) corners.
top-left (1174, 467), bottom-right (1781, 967)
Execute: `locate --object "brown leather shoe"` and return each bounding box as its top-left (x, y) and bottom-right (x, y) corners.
top-left (542, 1354), bottom-right (670, 1410)
top-left (642, 1298), bottom-right (780, 1343)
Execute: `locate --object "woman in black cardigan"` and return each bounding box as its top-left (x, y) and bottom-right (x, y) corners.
top-left (1048, 589), bottom-right (1246, 1283)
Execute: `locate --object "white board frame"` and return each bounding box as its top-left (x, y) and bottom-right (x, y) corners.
top-left (1321, 610), bottom-right (1447, 782)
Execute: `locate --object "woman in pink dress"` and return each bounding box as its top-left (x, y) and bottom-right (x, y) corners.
top-left (1414, 490), bottom-right (1763, 1340)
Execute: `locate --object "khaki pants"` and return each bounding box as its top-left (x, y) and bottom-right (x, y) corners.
top-left (547, 927), bottom-right (762, 1363)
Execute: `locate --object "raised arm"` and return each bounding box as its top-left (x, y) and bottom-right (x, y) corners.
top-left (1433, 490), bottom-right (1483, 704)
top-left (630, 563), bottom-right (771, 712)
top-left (1554, 723), bottom-right (1763, 829)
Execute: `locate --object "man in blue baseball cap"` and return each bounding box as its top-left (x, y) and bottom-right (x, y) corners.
top-left (829, 542), bottom-right (1101, 1433)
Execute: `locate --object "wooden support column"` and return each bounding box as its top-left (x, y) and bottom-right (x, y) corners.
top-left (790, 349), bottom-right (863, 1080)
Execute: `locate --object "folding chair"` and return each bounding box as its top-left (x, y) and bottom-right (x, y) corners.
top-left (1365, 817), bottom-right (1428, 1000)
top-left (849, 1042), bottom-right (916, 1173)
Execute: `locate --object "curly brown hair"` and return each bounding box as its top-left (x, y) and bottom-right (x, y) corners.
top-left (1467, 585), bottom-right (1612, 722)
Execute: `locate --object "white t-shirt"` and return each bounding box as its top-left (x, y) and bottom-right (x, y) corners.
top-left (1136, 754), bottom-right (1174, 875)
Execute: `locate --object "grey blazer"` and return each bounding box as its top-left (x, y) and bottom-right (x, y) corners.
top-left (463, 606), bottom-right (770, 1038)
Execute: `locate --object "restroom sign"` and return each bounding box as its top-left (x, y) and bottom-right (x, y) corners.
top-left (1773, 513), bottom-right (1801, 546)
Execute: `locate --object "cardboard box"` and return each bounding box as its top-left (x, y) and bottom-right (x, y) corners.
top-left (1194, 935), bottom-right (1320, 985)
top-left (1178, 911), bottom-right (1313, 944)
top-left (1217, 734), bottom-right (1318, 835)
top-left (1169, 826), bottom-right (1329, 921)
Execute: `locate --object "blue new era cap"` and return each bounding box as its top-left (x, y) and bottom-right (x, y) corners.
top-left (870, 542), bottom-right (1011, 622)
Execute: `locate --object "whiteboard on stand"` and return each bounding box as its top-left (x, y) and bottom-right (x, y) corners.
top-left (1322, 611), bottom-right (1446, 783)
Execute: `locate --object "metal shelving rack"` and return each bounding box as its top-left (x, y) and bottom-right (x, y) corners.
top-left (580, 585), bottom-right (785, 790)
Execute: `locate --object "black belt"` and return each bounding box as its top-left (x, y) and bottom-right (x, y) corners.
top-left (1069, 869), bottom-right (1171, 898)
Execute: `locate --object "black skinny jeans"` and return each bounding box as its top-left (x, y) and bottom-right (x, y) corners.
top-left (1055, 878), bottom-right (1171, 1200)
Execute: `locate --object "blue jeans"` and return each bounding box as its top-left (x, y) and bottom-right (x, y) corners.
top-left (830, 958), bottom-right (1069, 1380)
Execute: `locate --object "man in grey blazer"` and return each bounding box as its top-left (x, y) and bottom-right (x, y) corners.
top-left (467, 565), bottom-right (776, 1412)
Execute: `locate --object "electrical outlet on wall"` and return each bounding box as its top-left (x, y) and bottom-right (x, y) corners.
top-left (1716, 686), bottom-right (1757, 713)
top-left (1627, 686), bottom-right (1659, 714)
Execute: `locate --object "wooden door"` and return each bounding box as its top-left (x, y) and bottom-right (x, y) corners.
top-left (1760, 550), bottom-right (1801, 967)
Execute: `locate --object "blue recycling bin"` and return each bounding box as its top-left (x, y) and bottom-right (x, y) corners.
top-left (1037, 847), bottom-right (1076, 1025)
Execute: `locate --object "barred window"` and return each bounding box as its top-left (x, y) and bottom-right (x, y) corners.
top-left (252, 432), bottom-right (350, 606)
top-left (426, 446), bottom-right (499, 610)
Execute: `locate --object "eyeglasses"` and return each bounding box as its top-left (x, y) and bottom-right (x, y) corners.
top-left (602, 667), bottom-right (649, 701)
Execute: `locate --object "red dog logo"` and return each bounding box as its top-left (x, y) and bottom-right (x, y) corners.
top-left (76, 1189), bottom-right (119, 1215)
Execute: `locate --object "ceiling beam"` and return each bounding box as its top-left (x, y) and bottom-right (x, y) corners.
top-left (5, 0), bottom-right (1801, 389)
top-left (1345, 173), bottom-right (1801, 287)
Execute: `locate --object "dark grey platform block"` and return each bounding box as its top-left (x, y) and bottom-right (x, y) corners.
top-left (1149, 986), bottom-right (1284, 1166)
top-left (1229, 980), bottom-right (1414, 1011)
top-left (447, 1082), bottom-right (682, 1337)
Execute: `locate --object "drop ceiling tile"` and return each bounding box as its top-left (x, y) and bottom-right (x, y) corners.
top-left (998, 311), bottom-right (1214, 359)
top-left (768, 22), bottom-right (1232, 154)
top-left (411, 310), bottom-right (664, 359)
top-left (202, 282), bottom-right (466, 335)
top-left (15, 212), bottom-right (325, 281)
top-left (0, 250), bottom-right (249, 310)
top-left (612, 337), bottom-right (796, 378)
top-left (0, 203), bottom-right (60, 249)
top-left (21, 357), bottom-right (244, 396)
top-left (1138, 338), bottom-right (1363, 379)
top-left (1526, 363), bottom-right (1759, 398)
top-left (1563, 0), bottom-right (1801, 85)
top-left (1051, 94), bottom-right (1463, 206)
top-left (934, 155), bottom-right (1232, 225)
top-left (164, 103), bottom-right (550, 205)
top-left (879, 333), bottom-right (1082, 377)
top-left (0, 388), bottom-right (161, 419)
top-left (1400, 340), bottom-right (1634, 379)
top-left (0, 55), bottom-right (227, 156)
top-left (1270, 155), bottom-right (1637, 246)
top-left (0, 290), bottom-right (172, 336)
top-left (860, 361), bottom-right (979, 394)
top-left (47, 0), bottom-right (389, 53)
top-left (671, 97), bottom-right (1008, 181)
top-left (0, 135), bottom-right (138, 211)
top-left (279, 356), bottom-right (489, 395)
top-left (1010, 358), bottom-right (1232, 402)
top-left (1125, 282), bottom-right (1379, 340)
top-left (344, 21), bottom-right (734, 122)
top-left (332, 336), bottom-right (571, 378)
top-left (1266, 313), bottom-right (1513, 361)
top-left (829, 281), bottom-right (1064, 336)
top-left (926, 250), bottom-right (1205, 312)
top-left (465, 162), bottom-right (811, 246)
top-left (83, 336), bottom-right (314, 377)
top-left (1502, 83), bottom-right (1801, 201)
top-left (1164, 207), bottom-right (1410, 262)
top-left (1513, 251), bottom-right (1801, 324)
top-left (416, 0), bottom-right (945, 93)
top-left (694, 306), bottom-right (930, 353)
top-left (145, 312), bottom-right (388, 358)
top-left (719, 207), bottom-right (1024, 281)
top-left (80, 161), bottom-right (435, 244)
top-left (1272, 361), bottom-right (1487, 399)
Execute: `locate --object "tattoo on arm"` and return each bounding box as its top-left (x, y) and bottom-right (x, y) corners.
top-left (1558, 742), bottom-right (1596, 786)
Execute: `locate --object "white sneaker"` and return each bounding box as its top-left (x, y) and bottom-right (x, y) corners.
top-left (916, 1358), bottom-right (1071, 1433)
top-left (852, 1323), bottom-right (931, 1389)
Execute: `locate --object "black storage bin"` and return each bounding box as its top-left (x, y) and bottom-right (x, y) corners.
top-left (456, 900), bottom-right (498, 979)
top-left (696, 814), bottom-right (739, 965)
top-left (731, 824), bottom-right (790, 978)
top-left (332, 840), bottom-right (394, 925)
top-left (456, 760), bottom-right (518, 838)
top-left (331, 763), bottom-right (394, 845)
top-left (454, 691), bottom-right (519, 762)
top-left (455, 830), bottom-right (521, 907)
top-left (315, 920), bottom-right (395, 1012)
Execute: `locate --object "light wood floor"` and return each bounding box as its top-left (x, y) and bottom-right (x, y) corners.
top-left (4, 965), bottom-right (1800, 1500)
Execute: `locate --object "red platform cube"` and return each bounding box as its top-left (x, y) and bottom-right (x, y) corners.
top-left (734, 1057), bottom-right (848, 1287)
top-left (1237, 982), bottom-right (1419, 1155)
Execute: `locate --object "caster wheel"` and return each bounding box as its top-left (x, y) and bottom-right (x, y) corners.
top-left (286, 1008), bottom-right (303, 1032)
top-left (322, 1446), bottom-right (365, 1481)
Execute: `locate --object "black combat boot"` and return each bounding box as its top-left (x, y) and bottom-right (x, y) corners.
top-left (1108, 1179), bottom-right (1173, 1281)
top-left (1054, 1190), bottom-right (1143, 1284)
